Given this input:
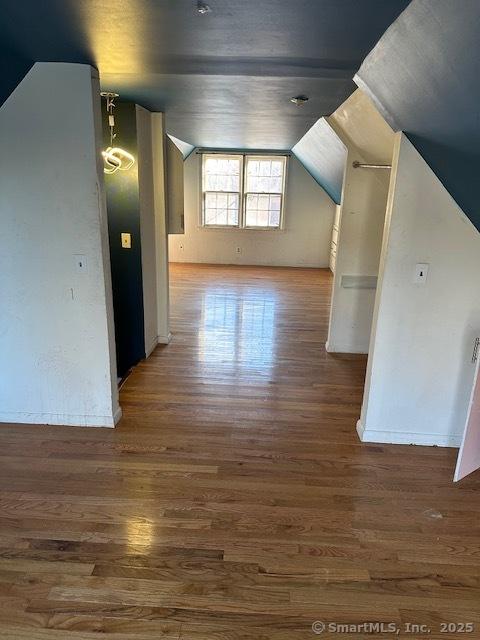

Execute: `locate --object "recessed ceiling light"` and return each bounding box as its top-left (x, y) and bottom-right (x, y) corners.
top-left (197, 1), bottom-right (211, 13)
top-left (290, 95), bottom-right (309, 106)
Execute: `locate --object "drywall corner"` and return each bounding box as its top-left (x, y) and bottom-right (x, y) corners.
top-left (359, 132), bottom-right (480, 446)
top-left (357, 419), bottom-right (462, 447)
top-left (0, 62), bottom-right (119, 428)
top-left (91, 68), bottom-right (120, 425)
top-left (152, 112), bottom-right (171, 342)
top-left (136, 105), bottom-right (159, 356)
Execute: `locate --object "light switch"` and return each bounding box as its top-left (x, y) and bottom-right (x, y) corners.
top-left (414, 263), bottom-right (429, 284)
top-left (74, 254), bottom-right (87, 273)
top-left (121, 232), bottom-right (132, 249)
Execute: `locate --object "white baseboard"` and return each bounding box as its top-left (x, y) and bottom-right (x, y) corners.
top-left (113, 406), bottom-right (123, 426)
top-left (145, 336), bottom-right (158, 357)
top-left (169, 258), bottom-right (328, 268)
top-left (0, 410), bottom-right (118, 428)
top-left (326, 341), bottom-right (368, 355)
top-left (356, 419), bottom-right (462, 448)
top-left (145, 333), bottom-right (172, 357)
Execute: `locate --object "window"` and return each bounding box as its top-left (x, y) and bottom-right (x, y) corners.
top-left (202, 155), bottom-right (242, 227)
top-left (244, 157), bottom-right (285, 228)
top-left (202, 154), bottom-right (287, 229)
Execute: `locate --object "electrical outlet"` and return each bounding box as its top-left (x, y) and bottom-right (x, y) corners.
top-left (74, 254), bottom-right (87, 273)
top-left (121, 232), bottom-right (132, 249)
top-left (414, 263), bottom-right (429, 284)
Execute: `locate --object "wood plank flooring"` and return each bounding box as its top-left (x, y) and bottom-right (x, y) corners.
top-left (1, 263), bottom-right (480, 639)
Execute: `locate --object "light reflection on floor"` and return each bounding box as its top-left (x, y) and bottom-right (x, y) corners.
top-left (197, 288), bottom-right (277, 373)
top-left (125, 518), bottom-right (155, 551)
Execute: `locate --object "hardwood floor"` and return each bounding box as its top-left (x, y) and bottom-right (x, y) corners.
top-left (1, 263), bottom-right (479, 639)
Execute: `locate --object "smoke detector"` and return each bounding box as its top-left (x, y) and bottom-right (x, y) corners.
top-left (290, 95), bottom-right (309, 106)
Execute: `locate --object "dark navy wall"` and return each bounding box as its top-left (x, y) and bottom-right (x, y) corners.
top-left (356, 0), bottom-right (480, 230)
top-left (0, 0), bottom-right (410, 149)
top-left (0, 46), bottom-right (32, 107)
top-left (103, 102), bottom-right (145, 378)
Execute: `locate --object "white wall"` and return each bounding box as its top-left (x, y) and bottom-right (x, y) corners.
top-left (168, 154), bottom-right (335, 267)
top-left (326, 90), bottom-right (394, 354)
top-left (152, 113), bottom-right (171, 343)
top-left (0, 62), bottom-right (119, 427)
top-left (131, 108), bottom-right (171, 354)
top-left (358, 133), bottom-right (480, 446)
top-left (136, 106), bottom-right (158, 356)
top-left (330, 89), bottom-right (394, 164)
top-left (326, 151), bottom-right (391, 353)
top-left (166, 136), bottom-right (186, 235)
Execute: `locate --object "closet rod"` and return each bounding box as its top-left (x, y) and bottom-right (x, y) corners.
top-left (352, 161), bottom-right (391, 169)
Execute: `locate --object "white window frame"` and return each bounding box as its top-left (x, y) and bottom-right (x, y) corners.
top-left (201, 154), bottom-right (244, 229)
top-left (200, 153), bottom-right (288, 230)
top-left (243, 155), bottom-right (287, 230)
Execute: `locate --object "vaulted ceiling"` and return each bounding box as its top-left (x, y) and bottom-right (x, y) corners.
top-left (355, 0), bottom-right (480, 230)
top-left (0, 0), bottom-right (410, 149)
top-left (292, 118), bottom-right (347, 204)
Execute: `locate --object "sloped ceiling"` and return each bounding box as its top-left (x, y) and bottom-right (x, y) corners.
top-left (292, 88), bottom-right (395, 203)
top-left (167, 134), bottom-right (195, 160)
top-left (292, 119), bottom-right (347, 204)
top-left (0, 0), bottom-right (409, 149)
top-left (328, 89), bottom-right (394, 164)
top-left (355, 0), bottom-right (480, 230)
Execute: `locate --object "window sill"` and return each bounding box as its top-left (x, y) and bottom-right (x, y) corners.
top-left (199, 225), bottom-right (284, 232)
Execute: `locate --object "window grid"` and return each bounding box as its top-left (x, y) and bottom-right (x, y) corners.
top-left (244, 156), bottom-right (285, 229)
top-left (244, 193), bottom-right (282, 228)
top-left (202, 154), bottom-right (243, 227)
top-left (204, 191), bottom-right (239, 227)
top-left (202, 154), bottom-right (286, 229)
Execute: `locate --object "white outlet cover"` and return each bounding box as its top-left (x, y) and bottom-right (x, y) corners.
top-left (74, 254), bottom-right (87, 273)
top-left (121, 232), bottom-right (132, 249)
top-left (414, 263), bottom-right (429, 284)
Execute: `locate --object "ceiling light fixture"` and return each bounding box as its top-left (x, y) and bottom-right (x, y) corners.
top-left (290, 95), bottom-right (309, 106)
top-left (197, 1), bottom-right (211, 14)
top-left (100, 91), bottom-right (135, 175)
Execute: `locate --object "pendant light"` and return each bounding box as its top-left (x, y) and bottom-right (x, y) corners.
top-left (101, 91), bottom-right (135, 175)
